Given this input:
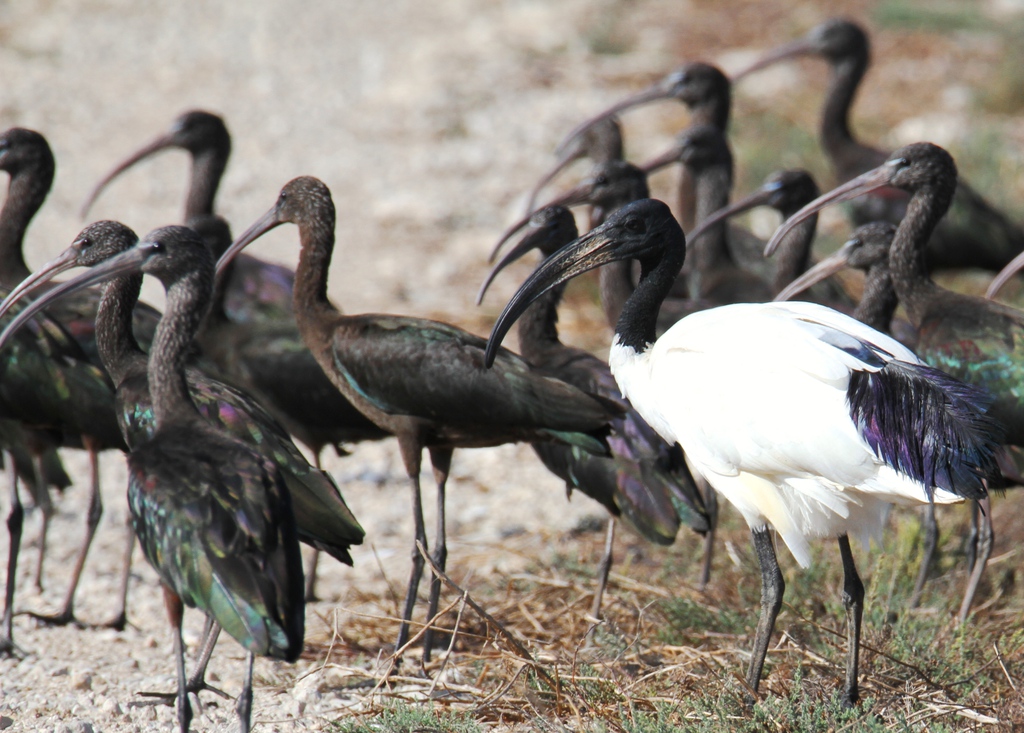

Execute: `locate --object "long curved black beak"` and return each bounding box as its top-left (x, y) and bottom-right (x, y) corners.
top-left (485, 226), bottom-right (623, 367)
top-left (0, 246), bottom-right (151, 353)
top-left (216, 206), bottom-right (281, 278)
top-left (477, 210), bottom-right (576, 305)
top-left (774, 239), bottom-right (857, 302)
top-left (764, 162), bottom-right (896, 257)
top-left (80, 133), bottom-right (177, 218)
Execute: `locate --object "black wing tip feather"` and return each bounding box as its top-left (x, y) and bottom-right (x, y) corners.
top-left (848, 360), bottom-right (1003, 500)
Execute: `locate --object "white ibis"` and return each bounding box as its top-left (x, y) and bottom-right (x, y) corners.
top-left (485, 198), bottom-right (1002, 705)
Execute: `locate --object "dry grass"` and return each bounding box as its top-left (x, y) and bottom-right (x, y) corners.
top-left (295, 490), bottom-right (1024, 732)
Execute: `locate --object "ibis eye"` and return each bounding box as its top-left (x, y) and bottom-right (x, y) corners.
top-left (77, 237), bottom-right (92, 249)
top-left (625, 217), bottom-right (645, 234)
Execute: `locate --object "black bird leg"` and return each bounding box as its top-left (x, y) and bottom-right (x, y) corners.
top-left (29, 437), bottom-right (103, 626)
top-left (699, 477), bottom-right (717, 590)
top-left (1, 451), bottom-right (25, 658)
top-left (958, 496), bottom-right (993, 624)
top-left (164, 586), bottom-right (192, 733)
top-left (236, 651), bottom-right (255, 733)
top-left (303, 449), bottom-right (324, 603)
top-left (747, 527), bottom-right (784, 698)
top-left (30, 455), bottom-right (54, 593)
top-left (589, 518), bottom-right (616, 630)
top-left (395, 439), bottom-right (427, 656)
top-left (838, 534), bottom-right (864, 707)
top-left (909, 502), bottom-right (938, 607)
top-left (422, 447), bottom-right (452, 662)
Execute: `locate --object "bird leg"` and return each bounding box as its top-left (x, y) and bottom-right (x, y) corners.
top-left (746, 527), bottom-right (784, 699)
top-left (303, 450), bottom-right (324, 603)
top-left (164, 586), bottom-right (193, 733)
top-left (838, 534), bottom-right (863, 708)
top-left (1, 451), bottom-right (25, 658)
top-left (958, 496), bottom-right (993, 624)
top-left (136, 619), bottom-right (228, 704)
top-left (394, 440), bottom-right (427, 657)
top-left (698, 477), bottom-right (718, 591)
top-left (236, 651), bottom-right (255, 733)
top-left (588, 518), bottom-right (616, 636)
top-left (422, 447), bottom-right (453, 663)
top-left (965, 498), bottom-right (981, 572)
top-left (28, 438), bottom-right (103, 626)
top-left (909, 502), bottom-right (938, 607)
top-left (30, 452), bottom-right (54, 593)
top-left (101, 518), bottom-right (136, 630)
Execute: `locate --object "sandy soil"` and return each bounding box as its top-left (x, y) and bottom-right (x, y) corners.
top-left (0, 0), bottom-right (1021, 730)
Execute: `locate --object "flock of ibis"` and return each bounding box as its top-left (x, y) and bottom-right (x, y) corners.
top-left (0, 15), bottom-right (1022, 731)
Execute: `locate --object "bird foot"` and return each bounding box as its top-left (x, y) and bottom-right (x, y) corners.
top-left (95, 612), bottom-right (132, 632)
top-left (20, 608), bottom-right (85, 629)
top-left (0, 635), bottom-right (26, 660)
top-left (134, 679), bottom-right (230, 707)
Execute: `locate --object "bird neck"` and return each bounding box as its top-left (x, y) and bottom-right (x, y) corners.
top-left (149, 270), bottom-right (210, 428)
top-left (689, 164), bottom-right (734, 297)
top-left (184, 147), bottom-right (228, 221)
top-left (0, 165), bottom-right (52, 284)
top-left (821, 52), bottom-right (868, 169)
top-left (616, 238), bottom-right (686, 354)
top-left (855, 264), bottom-right (898, 333)
top-left (96, 274), bottom-right (146, 386)
top-left (293, 209), bottom-right (340, 326)
top-left (517, 280), bottom-right (565, 363)
top-left (889, 186), bottom-right (948, 325)
top-left (771, 213), bottom-right (817, 294)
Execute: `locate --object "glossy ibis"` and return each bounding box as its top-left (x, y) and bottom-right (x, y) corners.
top-left (217, 176), bottom-right (619, 662)
top-left (13, 226), bottom-right (305, 732)
top-left (558, 62), bottom-right (731, 231)
top-left (486, 198), bottom-right (1001, 705)
top-left (0, 127), bottom-right (138, 630)
top-left (480, 205), bottom-right (709, 604)
top-left (736, 18), bottom-right (1024, 271)
top-left (81, 109), bottom-right (295, 323)
top-left (0, 221), bottom-right (364, 653)
top-left (766, 142), bottom-right (1023, 621)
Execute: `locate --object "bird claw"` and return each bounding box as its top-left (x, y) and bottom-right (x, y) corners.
top-left (19, 609), bottom-right (85, 629)
top-left (94, 612), bottom-right (136, 632)
top-left (0, 636), bottom-right (27, 660)
top-left (134, 679), bottom-right (231, 707)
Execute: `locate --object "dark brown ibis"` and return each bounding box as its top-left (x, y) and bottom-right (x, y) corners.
top-left (479, 205), bottom-right (709, 607)
top-left (558, 62), bottom-right (732, 231)
top-left (736, 18), bottom-right (1024, 271)
top-left (217, 176), bottom-right (619, 663)
top-left (81, 109), bottom-right (295, 323)
top-left (486, 198), bottom-right (1001, 706)
top-left (0, 221), bottom-right (364, 683)
top-left (766, 142), bottom-right (1021, 621)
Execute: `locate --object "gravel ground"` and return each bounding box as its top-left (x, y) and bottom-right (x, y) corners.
top-left (0, 1), bottom-right (1022, 730)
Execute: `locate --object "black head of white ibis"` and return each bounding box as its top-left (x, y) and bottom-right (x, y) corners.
top-left (737, 19), bottom-right (1024, 271)
top-left (767, 142), bottom-right (1024, 621)
top-left (487, 197), bottom-right (1002, 704)
top-left (219, 176), bottom-right (621, 662)
top-left (81, 110), bottom-right (230, 221)
top-left (525, 116), bottom-right (623, 215)
top-left (36, 226), bottom-right (303, 731)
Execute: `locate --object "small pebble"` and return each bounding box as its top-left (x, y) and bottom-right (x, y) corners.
top-left (0, 716), bottom-right (12, 730)
top-left (70, 671), bottom-right (92, 691)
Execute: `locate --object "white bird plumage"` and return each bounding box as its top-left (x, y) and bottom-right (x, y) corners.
top-left (609, 300), bottom-right (962, 568)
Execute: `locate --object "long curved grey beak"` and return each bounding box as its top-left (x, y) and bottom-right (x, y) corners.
top-left (216, 207), bottom-right (281, 278)
top-left (80, 133), bottom-right (177, 218)
top-left (773, 240), bottom-right (857, 302)
top-left (986, 249), bottom-right (1024, 300)
top-left (0, 247), bottom-right (82, 322)
top-left (731, 37), bottom-right (815, 82)
top-left (0, 246), bottom-right (151, 353)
